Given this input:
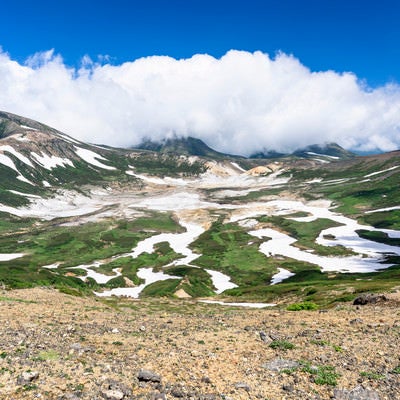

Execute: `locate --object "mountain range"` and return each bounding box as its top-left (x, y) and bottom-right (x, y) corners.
top-left (0, 110), bottom-right (399, 304)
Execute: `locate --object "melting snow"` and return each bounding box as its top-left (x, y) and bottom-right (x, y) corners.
top-left (0, 191), bottom-right (105, 220)
top-left (72, 262), bottom-right (122, 284)
top-left (270, 268), bottom-right (295, 285)
top-left (0, 145), bottom-right (33, 167)
top-left (230, 162), bottom-right (247, 172)
top-left (20, 124), bottom-right (38, 131)
top-left (306, 152), bottom-right (339, 159)
top-left (205, 269), bottom-right (238, 294)
top-left (198, 300), bottom-right (275, 308)
top-left (31, 152), bottom-right (74, 170)
top-left (95, 267), bottom-right (181, 298)
top-left (364, 166), bottom-right (398, 178)
top-left (74, 147), bottom-right (116, 170)
top-left (365, 205), bottom-right (400, 214)
top-left (8, 190), bottom-right (41, 198)
top-left (0, 153), bottom-right (34, 185)
top-left (0, 253), bottom-right (24, 261)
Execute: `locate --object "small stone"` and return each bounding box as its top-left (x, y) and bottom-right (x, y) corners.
top-left (58, 394), bottom-right (80, 400)
top-left (137, 369), bottom-right (162, 383)
top-left (282, 384), bottom-right (294, 392)
top-left (350, 318), bottom-right (363, 325)
top-left (17, 371), bottom-right (39, 385)
top-left (333, 385), bottom-right (381, 399)
top-left (262, 358), bottom-right (299, 372)
top-left (259, 331), bottom-right (270, 343)
top-left (234, 382), bottom-right (251, 392)
top-left (111, 328), bottom-right (120, 334)
top-left (102, 389), bottom-right (124, 400)
top-left (151, 393), bottom-right (167, 400)
top-left (139, 325), bottom-right (146, 332)
top-left (201, 376), bottom-right (212, 384)
top-left (353, 294), bottom-right (387, 306)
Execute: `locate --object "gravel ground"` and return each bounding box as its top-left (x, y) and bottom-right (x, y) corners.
top-left (0, 288), bottom-right (399, 399)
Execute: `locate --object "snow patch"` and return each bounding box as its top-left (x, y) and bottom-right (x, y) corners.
top-left (31, 152), bottom-right (74, 170)
top-left (95, 267), bottom-right (181, 298)
top-left (0, 253), bottom-right (25, 261)
top-left (230, 162), bottom-right (247, 172)
top-left (198, 300), bottom-right (275, 308)
top-left (306, 152), bottom-right (339, 159)
top-left (364, 166), bottom-right (398, 178)
top-left (205, 269), bottom-right (238, 294)
top-left (0, 145), bottom-right (33, 167)
top-left (74, 147), bottom-right (116, 170)
top-left (270, 268), bottom-right (295, 285)
top-left (365, 205), bottom-right (400, 214)
top-left (20, 124), bottom-right (38, 131)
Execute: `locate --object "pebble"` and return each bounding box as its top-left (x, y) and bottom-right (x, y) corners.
top-left (234, 382), bottom-right (251, 391)
top-left (137, 369), bottom-right (162, 383)
top-left (262, 358), bottom-right (300, 372)
top-left (17, 371), bottom-right (39, 385)
top-left (333, 385), bottom-right (381, 399)
top-left (101, 389), bottom-right (125, 400)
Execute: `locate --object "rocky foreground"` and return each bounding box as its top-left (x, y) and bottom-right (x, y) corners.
top-left (0, 288), bottom-right (399, 400)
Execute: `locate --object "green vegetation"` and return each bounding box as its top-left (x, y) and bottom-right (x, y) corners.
top-left (356, 229), bottom-right (400, 246)
top-left (392, 365), bottom-right (400, 374)
top-left (35, 350), bottom-right (60, 361)
top-left (286, 301), bottom-right (319, 311)
top-left (360, 371), bottom-right (385, 380)
top-left (301, 362), bottom-right (340, 386)
top-left (129, 153), bottom-right (207, 177)
top-left (165, 266), bottom-right (215, 297)
top-left (269, 340), bottom-right (295, 350)
top-left (0, 212), bottom-right (183, 289)
top-left (258, 216), bottom-right (355, 256)
top-left (140, 279), bottom-right (181, 297)
top-left (191, 219), bottom-right (276, 288)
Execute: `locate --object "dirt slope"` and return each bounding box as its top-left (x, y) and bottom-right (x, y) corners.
top-left (0, 288), bottom-right (399, 399)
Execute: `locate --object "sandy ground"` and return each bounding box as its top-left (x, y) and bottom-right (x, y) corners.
top-left (0, 288), bottom-right (399, 399)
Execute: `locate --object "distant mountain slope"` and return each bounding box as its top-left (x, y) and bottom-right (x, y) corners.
top-left (250, 142), bottom-right (355, 160)
top-left (0, 111), bottom-right (137, 205)
top-left (292, 142), bottom-right (355, 160)
top-left (134, 136), bottom-right (242, 159)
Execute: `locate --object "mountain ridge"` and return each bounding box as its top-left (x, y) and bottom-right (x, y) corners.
top-left (0, 110), bottom-right (399, 305)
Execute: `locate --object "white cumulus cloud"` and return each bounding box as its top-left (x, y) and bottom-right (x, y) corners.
top-left (0, 48), bottom-right (399, 155)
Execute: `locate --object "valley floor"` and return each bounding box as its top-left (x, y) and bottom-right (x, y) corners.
top-left (0, 288), bottom-right (399, 399)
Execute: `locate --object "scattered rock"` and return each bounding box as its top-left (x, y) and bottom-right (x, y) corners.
top-left (150, 392), bottom-right (167, 400)
top-left (282, 383), bottom-right (294, 392)
top-left (58, 394), bottom-right (81, 400)
top-left (17, 371), bottom-right (39, 385)
top-left (137, 369), bottom-right (162, 383)
top-left (333, 386), bottom-right (381, 399)
top-left (234, 382), bottom-right (251, 391)
top-left (101, 389), bottom-right (125, 400)
top-left (262, 358), bottom-right (300, 372)
top-left (259, 331), bottom-right (269, 342)
top-left (353, 294), bottom-right (387, 306)
top-left (350, 318), bottom-right (364, 325)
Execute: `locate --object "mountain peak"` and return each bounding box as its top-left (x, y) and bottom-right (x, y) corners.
top-left (134, 136), bottom-right (241, 158)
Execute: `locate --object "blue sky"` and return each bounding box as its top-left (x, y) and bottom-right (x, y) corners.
top-left (0, 0), bottom-right (400, 154)
top-left (2, 0), bottom-right (399, 86)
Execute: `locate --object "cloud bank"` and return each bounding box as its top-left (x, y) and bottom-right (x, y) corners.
top-left (0, 49), bottom-right (400, 155)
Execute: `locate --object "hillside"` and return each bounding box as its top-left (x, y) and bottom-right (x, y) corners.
top-left (0, 288), bottom-right (399, 400)
top-left (0, 111), bottom-right (399, 306)
top-left (134, 136), bottom-right (240, 159)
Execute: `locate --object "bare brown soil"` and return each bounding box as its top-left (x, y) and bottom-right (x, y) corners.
top-left (0, 288), bottom-right (399, 399)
